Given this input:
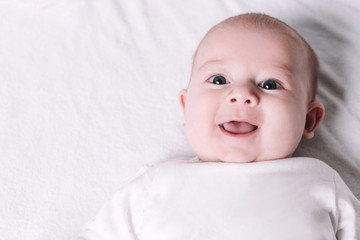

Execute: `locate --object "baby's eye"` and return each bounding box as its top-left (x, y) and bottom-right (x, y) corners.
top-left (208, 75), bottom-right (229, 85)
top-left (258, 80), bottom-right (281, 90)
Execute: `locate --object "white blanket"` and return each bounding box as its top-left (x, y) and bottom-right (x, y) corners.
top-left (0, 1), bottom-right (359, 239)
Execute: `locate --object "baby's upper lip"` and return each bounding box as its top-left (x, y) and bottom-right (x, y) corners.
top-left (219, 120), bottom-right (258, 134)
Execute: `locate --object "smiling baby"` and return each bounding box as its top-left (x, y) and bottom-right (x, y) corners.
top-left (80, 13), bottom-right (359, 240)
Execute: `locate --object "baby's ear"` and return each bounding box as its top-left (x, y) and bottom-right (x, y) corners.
top-left (179, 89), bottom-right (187, 114)
top-left (303, 101), bottom-right (325, 139)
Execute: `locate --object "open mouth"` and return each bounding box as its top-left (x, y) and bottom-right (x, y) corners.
top-left (219, 121), bottom-right (258, 135)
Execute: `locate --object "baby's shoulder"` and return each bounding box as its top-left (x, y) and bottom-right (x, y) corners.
top-left (280, 157), bottom-right (337, 181)
top-left (122, 157), bottom-right (198, 189)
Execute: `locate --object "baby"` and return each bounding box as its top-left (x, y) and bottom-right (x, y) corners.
top-left (80, 13), bottom-right (359, 239)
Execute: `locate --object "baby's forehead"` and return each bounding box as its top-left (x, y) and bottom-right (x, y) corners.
top-left (207, 21), bottom-right (300, 47)
top-left (212, 14), bottom-right (299, 38)
top-left (194, 23), bottom-right (303, 65)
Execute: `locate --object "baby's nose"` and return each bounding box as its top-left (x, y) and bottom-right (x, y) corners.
top-left (226, 89), bottom-right (259, 106)
top-left (229, 98), bottom-right (252, 103)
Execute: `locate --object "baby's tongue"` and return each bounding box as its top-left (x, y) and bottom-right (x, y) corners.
top-left (223, 121), bottom-right (256, 134)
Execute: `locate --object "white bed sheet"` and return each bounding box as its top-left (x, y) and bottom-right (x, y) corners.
top-left (0, 0), bottom-right (359, 239)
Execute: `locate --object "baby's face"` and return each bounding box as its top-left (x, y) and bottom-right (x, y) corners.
top-left (180, 25), bottom-right (315, 163)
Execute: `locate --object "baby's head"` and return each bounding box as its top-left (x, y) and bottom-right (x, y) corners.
top-left (180, 13), bottom-right (325, 163)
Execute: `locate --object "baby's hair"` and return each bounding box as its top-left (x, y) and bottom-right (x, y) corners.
top-left (192, 13), bottom-right (319, 102)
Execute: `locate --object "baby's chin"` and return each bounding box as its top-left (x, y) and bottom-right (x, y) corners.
top-left (198, 155), bottom-right (258, 163)
top-left (198, 153), bottom-right (292, 163)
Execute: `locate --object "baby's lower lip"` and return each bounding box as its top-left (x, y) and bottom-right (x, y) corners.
top-left (219, 121), bottom-right (258, 135)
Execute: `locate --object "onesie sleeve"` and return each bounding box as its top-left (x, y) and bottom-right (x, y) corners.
top-left (334, 172), bottom-right (360, 239)
top-left (79, 164), bottom-right (157, 240)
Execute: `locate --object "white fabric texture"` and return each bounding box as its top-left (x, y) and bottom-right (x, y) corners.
top-left (0, 1), bottom-right (360, 240)
top-left (80, 157), bottom-right (360, 240)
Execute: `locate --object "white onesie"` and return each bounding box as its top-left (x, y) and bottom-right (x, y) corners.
top-left (80, 157), bottom-right (360, 240)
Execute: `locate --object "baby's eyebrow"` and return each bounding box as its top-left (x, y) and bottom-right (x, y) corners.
top-left (274, 63), bottom-right (294, 73)
top-left (197, 60), bottom-right (295, 75)
top-left (195, 59), bottom-right (224, 72)
top-left (271, 64), bottom-right (296, 79)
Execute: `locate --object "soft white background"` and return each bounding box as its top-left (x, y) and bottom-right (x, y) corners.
top-left (0, 0), bottom-right (359, 239)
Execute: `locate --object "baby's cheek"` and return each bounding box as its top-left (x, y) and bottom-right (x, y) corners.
top-left (267, 104), bottom-right (303, 137)
top-left (280, 107), bottom-right (306, 145)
